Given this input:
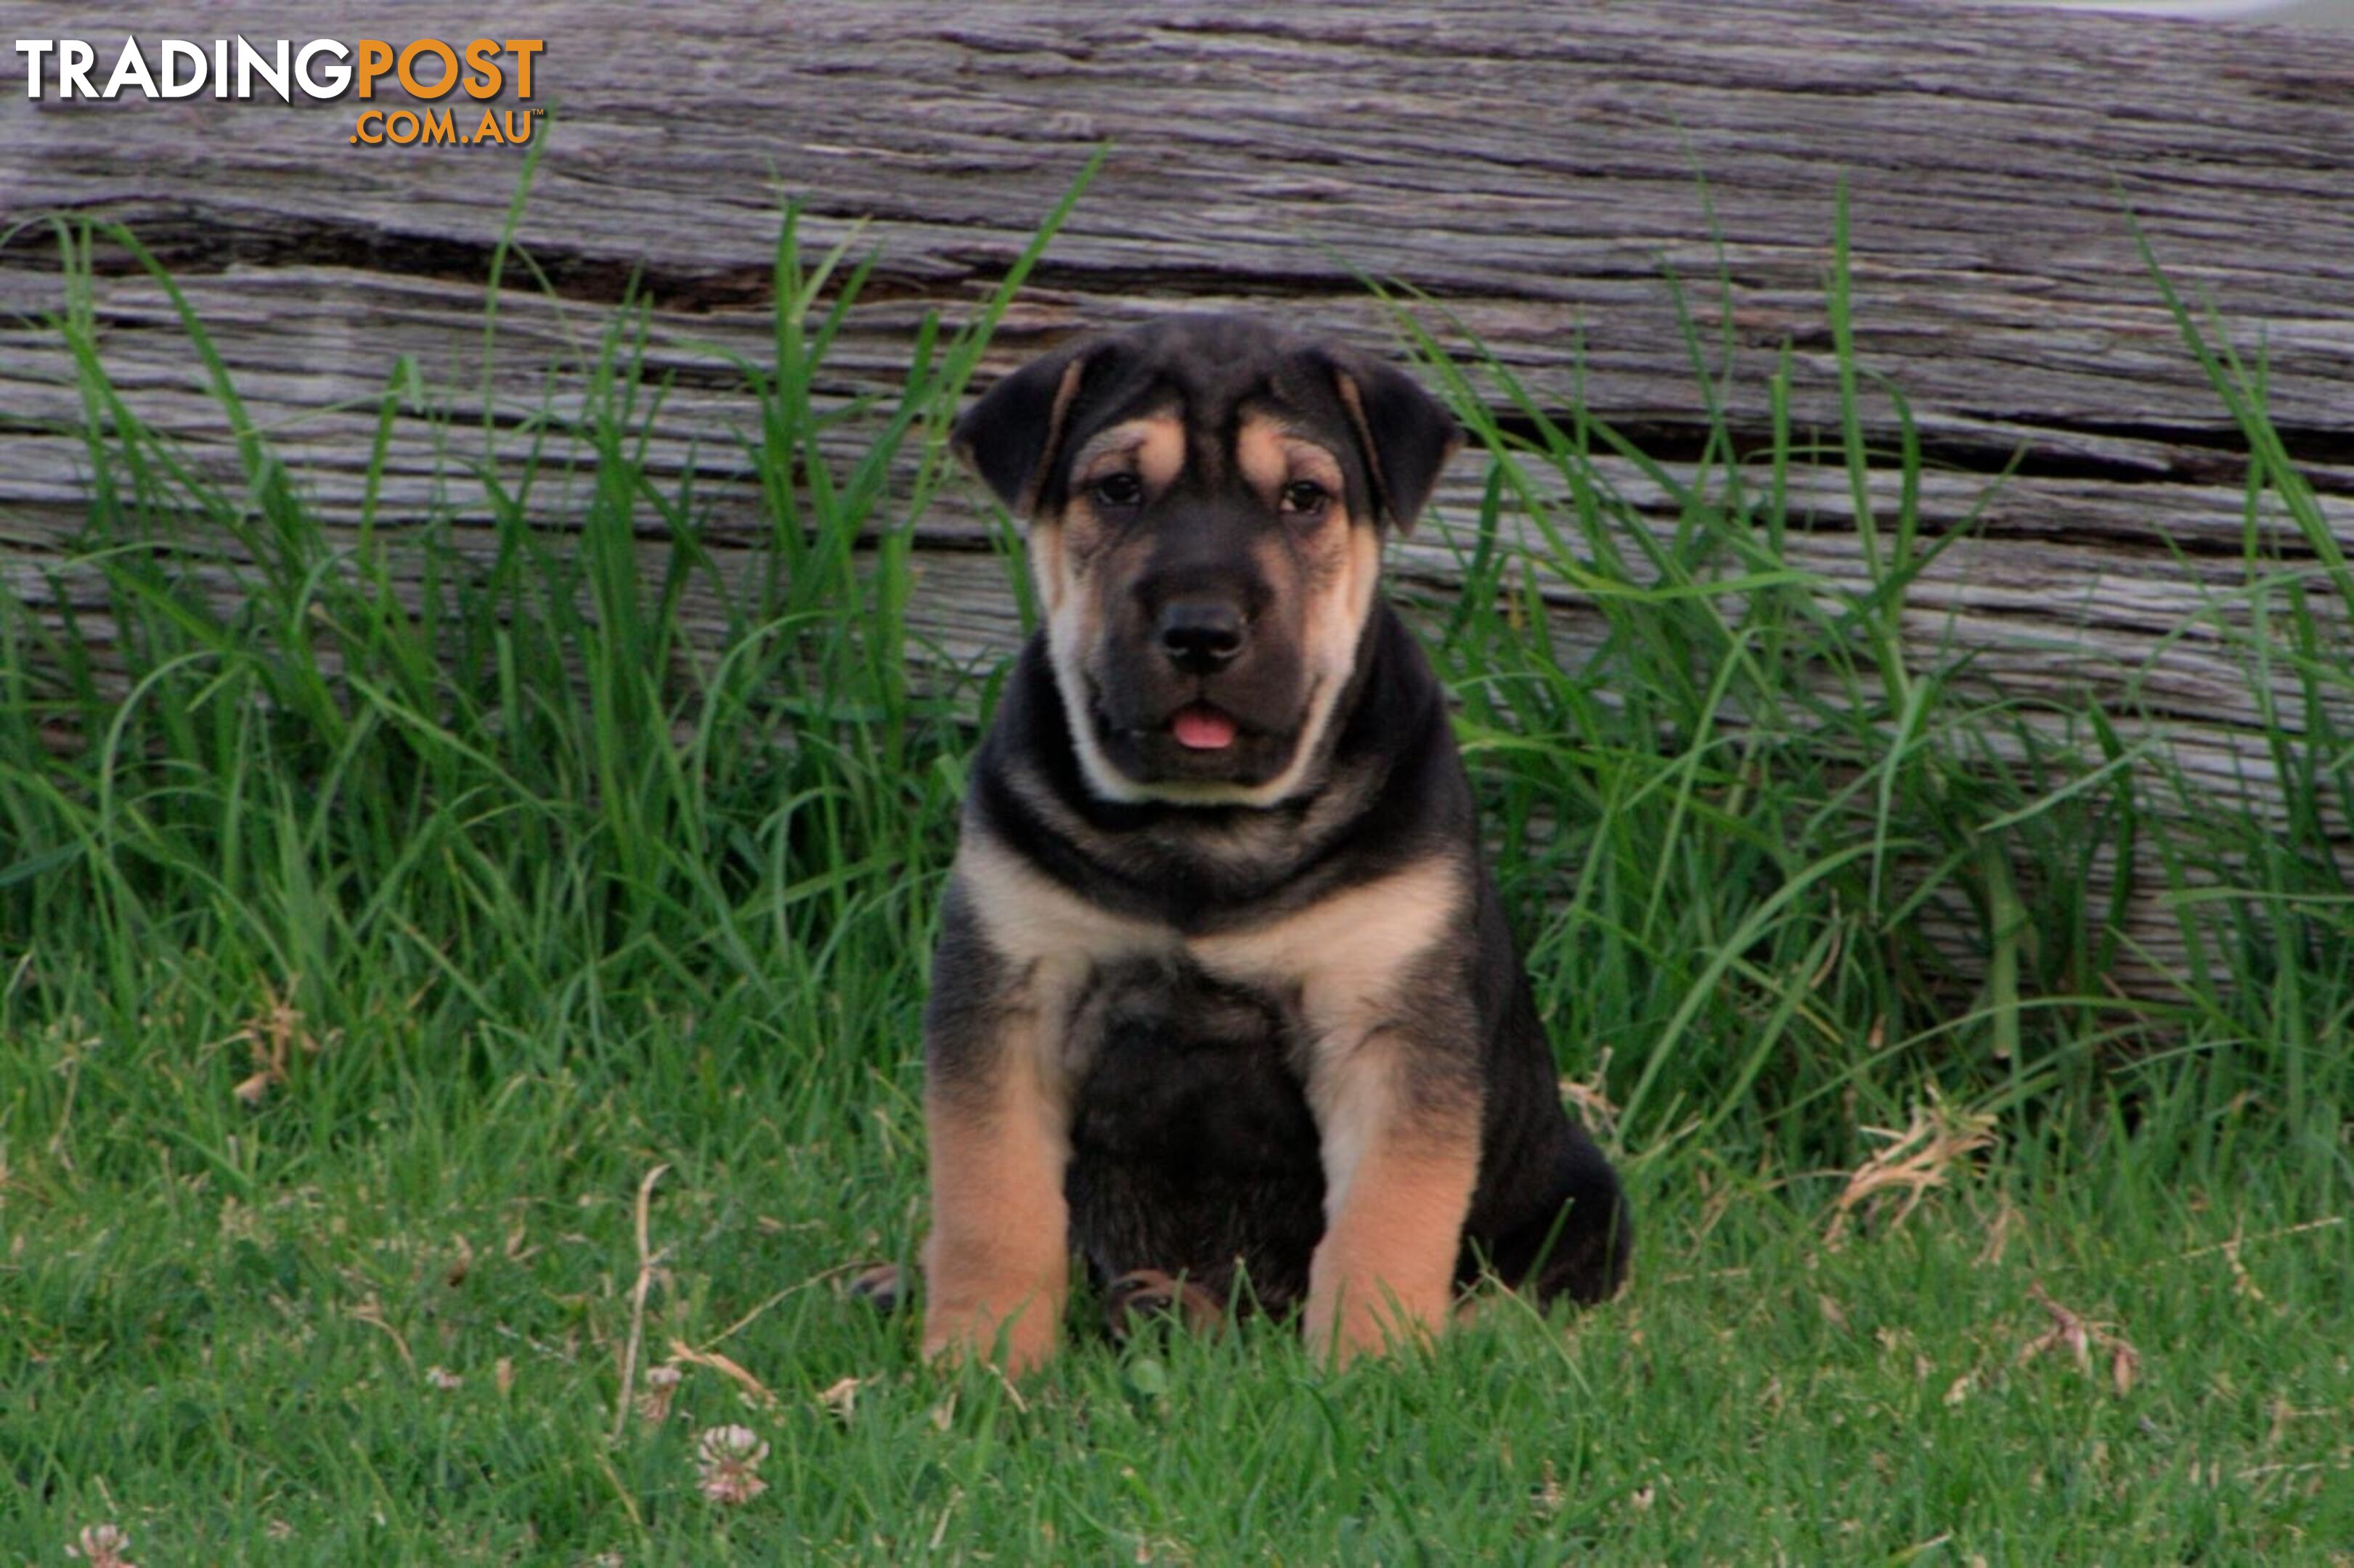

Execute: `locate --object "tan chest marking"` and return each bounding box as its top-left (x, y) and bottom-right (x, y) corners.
top-left (953, 830), bottom-right (1173, 1089)
top-left (1189, 854), bottom-right (1463, 1038)
top-left (959, 832), bottom-right (1464, 1070)
top-left (957, 831), bottom-right (1170, 974)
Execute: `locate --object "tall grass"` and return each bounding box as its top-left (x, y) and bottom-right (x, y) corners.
top-left (3, 165), bottom-right (1093, 1176)
top-left (1376, 192), bottom-right (2350, 1196)
top-left (6, 182), bottom-right (2350, 1179)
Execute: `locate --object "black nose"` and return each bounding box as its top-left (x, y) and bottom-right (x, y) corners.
top-left (1158, 598), bottom-right (1246, 674)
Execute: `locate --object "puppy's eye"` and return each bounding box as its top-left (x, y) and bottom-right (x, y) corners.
top-left (1280, 479), bottom-right (1330, 516)
top-left (1091, 473), bottom-right (1144, 510)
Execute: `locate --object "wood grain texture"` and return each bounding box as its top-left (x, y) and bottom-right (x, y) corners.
top-left (6, 2), bottom-right (2353, 989)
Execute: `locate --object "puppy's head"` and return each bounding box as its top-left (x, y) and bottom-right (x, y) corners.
top-left (954, 314), bottom-right (1459, 807)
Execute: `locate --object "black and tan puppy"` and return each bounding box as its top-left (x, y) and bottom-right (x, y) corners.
top-left (905, 313), bottom-right (1628, 1371)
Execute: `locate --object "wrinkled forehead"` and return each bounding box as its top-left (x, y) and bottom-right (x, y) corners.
top-left (1059, 327), bottom-right (1359, 486)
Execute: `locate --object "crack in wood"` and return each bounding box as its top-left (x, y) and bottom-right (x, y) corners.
top-left (1496, 415), bottom-right (2352, 501)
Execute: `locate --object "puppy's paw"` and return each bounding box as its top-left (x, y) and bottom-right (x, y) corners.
top-left (1105, 1268), bottom-right (1223, 1340)
top-left (922, 1298), bottom-right (1062, 1376)
top-left (847, 1262), bottom-right (907, 1315)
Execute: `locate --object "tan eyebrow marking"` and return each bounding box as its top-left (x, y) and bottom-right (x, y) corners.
top-left (1068, 414), bottom-right (1186, 492)
top-left (1235, 413), bottom-right (1347, 509)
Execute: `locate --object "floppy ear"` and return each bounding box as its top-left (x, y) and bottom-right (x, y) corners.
top-left (952, 338), bottom-right (1102, 519)
top-left (1327, 349), bottom-right (1462, 535)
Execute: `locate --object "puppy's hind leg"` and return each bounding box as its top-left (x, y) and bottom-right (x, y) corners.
top-left (1523, 1138), bottom-right (1635, 1308)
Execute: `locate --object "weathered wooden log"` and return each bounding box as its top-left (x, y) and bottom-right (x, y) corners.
top-left (4, 2), bottom-right (2353, 989)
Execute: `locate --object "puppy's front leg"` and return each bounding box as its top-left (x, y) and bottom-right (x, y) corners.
top-left (1303, 1033), bottom-right (1483, 1366)
top-left (920, 882), bottom-right (1072, 1375)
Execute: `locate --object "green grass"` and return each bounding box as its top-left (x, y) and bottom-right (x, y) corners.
top-left (3, 182), bottom-right (2350, 1564)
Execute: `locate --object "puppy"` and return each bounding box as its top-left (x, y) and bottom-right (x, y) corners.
top-left (899, 314), bottom-right (1629, 1371)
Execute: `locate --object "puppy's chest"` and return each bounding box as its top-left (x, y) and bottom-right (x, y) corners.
top-left (1062, 959), bottom-right (1316, 1170)
top-left (961, 831), bottom-right (1466, 1050)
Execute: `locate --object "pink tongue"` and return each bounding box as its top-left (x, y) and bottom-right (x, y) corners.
top-left (1172, 705), bottom-right (1238, 751)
